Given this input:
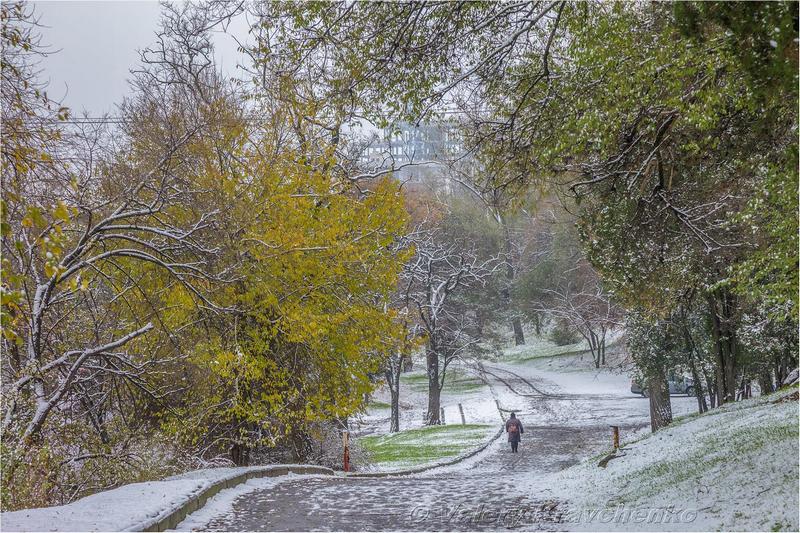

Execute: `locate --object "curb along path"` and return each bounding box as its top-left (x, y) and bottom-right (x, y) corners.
top-left (141, 465), bottom-right (334, 532)
top-left (0, 465), bottom-right (335, 532)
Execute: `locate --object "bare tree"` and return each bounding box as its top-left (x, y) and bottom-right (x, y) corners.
top-left (382, 310), bottom-right (417, 433)
top-left (448, 166), bottom-right (532, 346)
top-left (0, 119), bottom-right (226, 446)
top-left (540, 272), bottom-right (620, 368)
top-left (399, 225), bottom-right (500, 425)
top-left (1, 2), bottom-right (231, 462)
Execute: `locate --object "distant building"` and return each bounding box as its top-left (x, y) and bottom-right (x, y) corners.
top-left (359, 120), bottom-right (466, 193)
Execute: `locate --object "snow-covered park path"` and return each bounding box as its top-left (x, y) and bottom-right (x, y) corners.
top-left (181, 352), bottom-right (699, 531)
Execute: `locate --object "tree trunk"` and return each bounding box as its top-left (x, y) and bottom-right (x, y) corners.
top-left (600, 332), bottom-right (606, 366)
top-left (775, 361), bottom-right (787, 388)
top-left (290, 429), bottom-right (314, 463)
top-left (390, 386), bottom-right (400, 432)
top-left (588, 330), bottom-right (600, 368)
top-left (475, 308), bottom-right (485, 338)
top-left (708, 376), bottom-right (717, 409)
top-left (688, 357), bottom-right (708, 414)
top-left (683, 325), bottom-right (708, 413)
top-left (512, 317), bottom-right (525, 346)
top-left (385, 354), bottom-right (403, 433)
top-left (499, 214), bottom-right (525, 346)
top-left (231, 441), bottom-right (249, 466)
top-left (758, 371), bottom-right (774, 396)
top-left (738, 376), bottom-right (751, 400)
top-left (425, 344), bottom-right (441, 425)
top-left (708, 289), bottom-right (738, 405)
top-left (647, 375), bottom-right (673, 432)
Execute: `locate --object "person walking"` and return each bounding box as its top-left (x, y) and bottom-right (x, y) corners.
top-left (505, 412), bottom-right (524, 453)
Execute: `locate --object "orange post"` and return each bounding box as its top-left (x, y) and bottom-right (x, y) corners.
top-left (610, 425), bottom-right (620, 450)
top-left (342, 430), bottom-right (350, 472)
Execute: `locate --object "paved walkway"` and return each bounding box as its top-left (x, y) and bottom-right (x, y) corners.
top-left (199, 365), bottom-right (640, 531)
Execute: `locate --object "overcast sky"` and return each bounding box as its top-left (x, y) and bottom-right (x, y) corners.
top-left (32, 1), bottom-right (248, 116)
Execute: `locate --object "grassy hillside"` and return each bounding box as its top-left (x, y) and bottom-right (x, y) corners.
top-left (400, 367), bottom-right (486, 393)
top-left (533, 386), bottom-right (799, 531)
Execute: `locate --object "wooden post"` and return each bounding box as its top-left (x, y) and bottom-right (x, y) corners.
top-left (458, 403), bottom-right (466, 425)
top-left (440, 407), bottom-right (445, 424)
top-left (342, 430), bottom-right (350, 472)
top-left (610, 425), bottom-right (619, 450)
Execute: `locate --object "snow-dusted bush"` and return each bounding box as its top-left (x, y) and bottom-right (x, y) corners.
top-left (549, 320), bottom-right (581, 346)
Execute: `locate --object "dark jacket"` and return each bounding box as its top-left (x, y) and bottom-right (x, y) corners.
top-left (505, 418), bottom-right (523, 443)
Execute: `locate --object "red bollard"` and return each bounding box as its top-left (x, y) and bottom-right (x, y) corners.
top-left (342, 430), bottom-right (350, 472)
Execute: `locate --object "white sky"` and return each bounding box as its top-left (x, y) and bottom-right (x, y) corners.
top-left (32, 1), bottom-right (249, 116)
top-left (30, 1), bottom-right (383, 138)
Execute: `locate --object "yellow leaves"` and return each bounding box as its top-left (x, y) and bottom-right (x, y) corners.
top-left (43, 262), bottom-right (65, 280)
top-left (160, 285), bottom-right (197, 329)
top-left (203, 148), bottom-right (408, 431)
top-left (152, 103), bottom-right (414, 451)
top-left (53, 201), bottom-right (70, 223)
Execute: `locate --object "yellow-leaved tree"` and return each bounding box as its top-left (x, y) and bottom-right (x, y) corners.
top-left (163, 128), bottom-right (410, 465)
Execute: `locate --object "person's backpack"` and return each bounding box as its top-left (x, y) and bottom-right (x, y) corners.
top-left (508, 422), bottom-right (519, 435)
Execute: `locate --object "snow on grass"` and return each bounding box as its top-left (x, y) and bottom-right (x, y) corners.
top-left (399, 370), bottom-right (428, 391)
top-left (351, 380), bottom-right (430, 437)
top-left (1, 478), bottom-right (208, 532)
top-left (401, 367), bottom-right (486, 394)
top-left (1, 467), bottom-right (246, 532)
top-left (501, 330), bottom-right (626, 365)
top-left (0, 466), bottom-right (323, 532)
top-left (354, 362), bottom-right (499, 439)
top-left (358, 424), bottom-right (496, 471)
top-left (502, 338), bottom-right (590, 363)
top-left (523, 387), bottom-right (800, 531)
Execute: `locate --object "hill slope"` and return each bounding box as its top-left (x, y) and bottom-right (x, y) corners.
top-left (525, 386), bottom-right (799, 531)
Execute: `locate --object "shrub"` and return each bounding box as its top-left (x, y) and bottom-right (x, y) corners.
top-left (549, 321), bottom-right (580, 346)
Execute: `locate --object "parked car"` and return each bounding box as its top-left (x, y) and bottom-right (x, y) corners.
top-left (631, 376), bottom-right (695, 397)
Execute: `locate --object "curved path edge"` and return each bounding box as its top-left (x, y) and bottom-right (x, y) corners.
top-left (135, 465), bottom-right (334, 532)
top-left (348, 426), bottom-right (504, 478)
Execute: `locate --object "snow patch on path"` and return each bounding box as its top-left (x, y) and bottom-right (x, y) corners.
top-left (170, 473), bottom-right (322, 531)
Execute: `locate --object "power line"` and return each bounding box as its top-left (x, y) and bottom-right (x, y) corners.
top-left (13, 108), bottom-right (471, 127)
top-left (15, 116), bottom-right (268, 126)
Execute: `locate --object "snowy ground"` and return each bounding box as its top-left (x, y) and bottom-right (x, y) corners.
top-left (0, 466), bottom-right (325, 532)
top-left (179, 338), bottom-right (798, 531)
top-left (486, 347), bottom-right (700, 433)
top-left (527, 387), bottom-right (800, 531)
top-left (6, 336), bottom-right (795, 532)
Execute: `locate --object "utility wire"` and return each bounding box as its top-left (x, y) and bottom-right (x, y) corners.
top-left (12, 108), bottom-right (470, 126)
